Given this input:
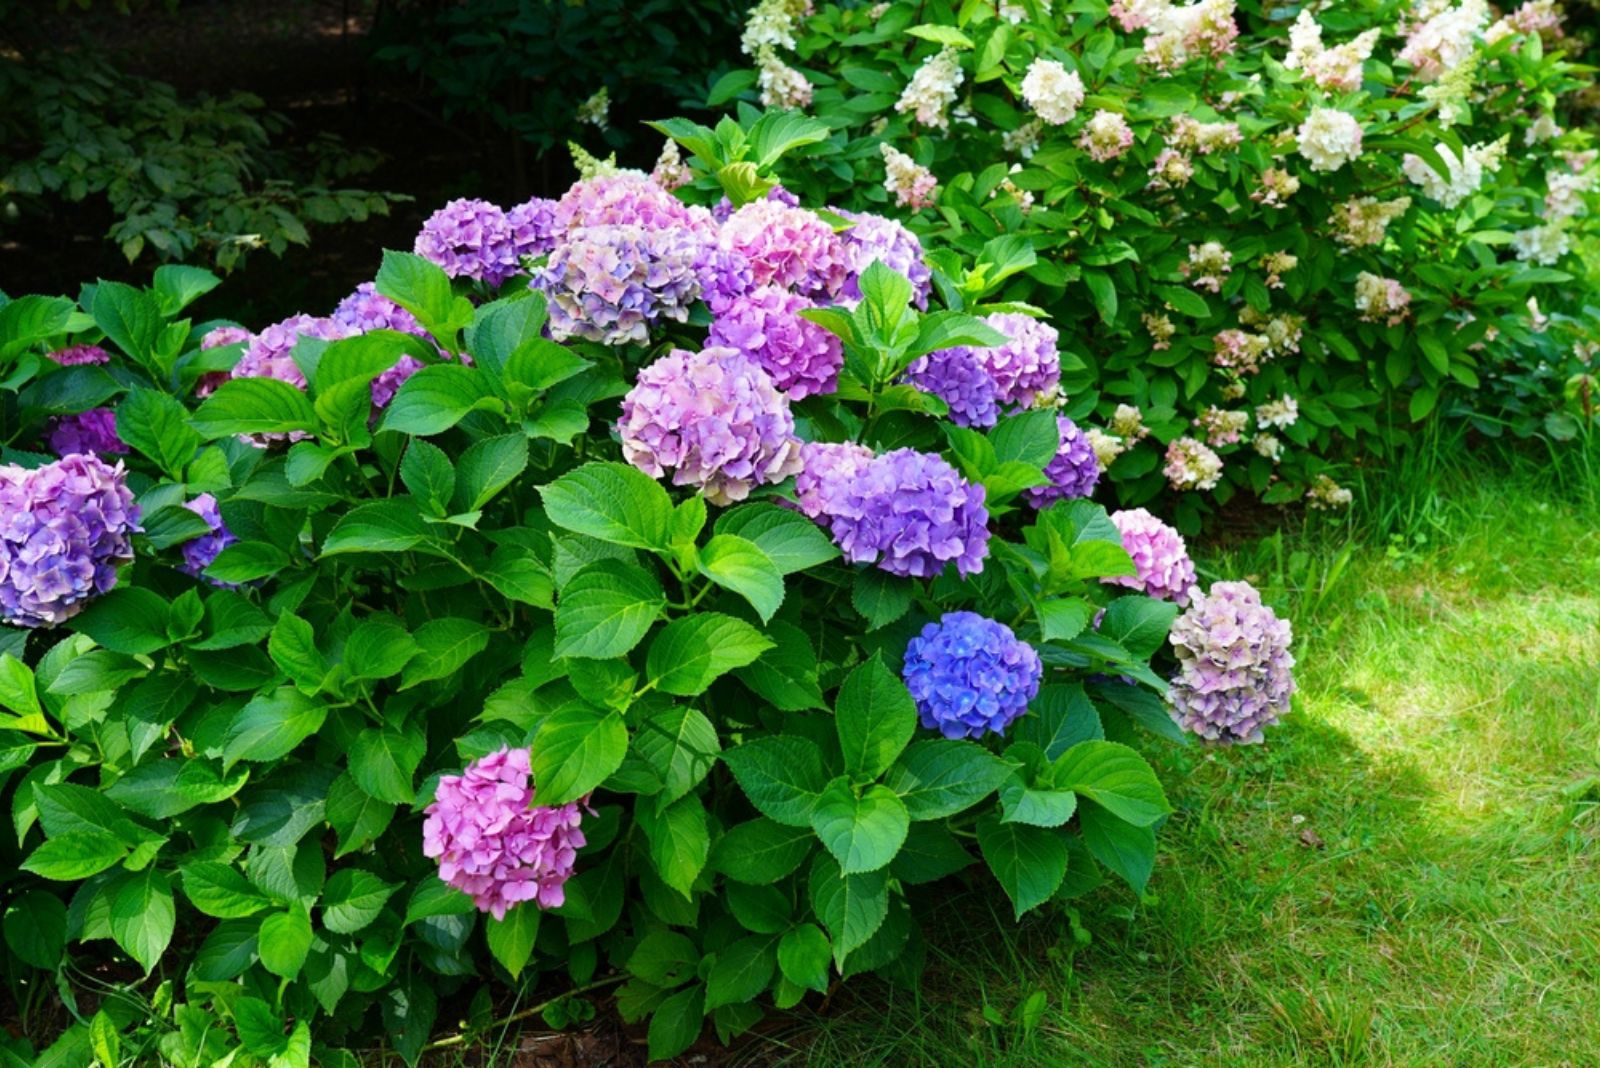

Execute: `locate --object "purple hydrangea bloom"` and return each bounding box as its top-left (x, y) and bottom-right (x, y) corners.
top-left (507, 196), bottom-right (559, 259)
top-left (836, 210), bottom-right (933, 309)
top-left (232, 314), bottom-right (354, 390)
top-left (903, 347), bottom-right (999, 428)
top-left (535, 224), bottom-right (704, 346)
top-left (694, 242), bottom-right (757, 314)
top-left (46, 344), bottom-right (111, 366)
top-left (792, 441), bottom-right (875, 520)
top-left (179, 493), bottom-right (238, 587)
top-left (1106, 507), bottom-right (1196, 605)
top-left (196, 326), bottom-right (252, 398)
top-left (0, 454), bottom-right (139, 628)
top-left (414, 198), bottom-right (520, 286)
top-left (719, 200), bottom-right (847, 302)
top-left (903, 611), bottom-right (1043, 739)
top-left (48, 409), bottom-right (126, 459)
top-left (707, 286), bottom-right (843, 399)
top-left (552, 174), bottom-right (701, 234)
top-left (619, 346), bottom-right (803, 505)
top-left (1025, 416), bottom-right (1099, 507)
top-left (422, 746), bottom-right (587, 920)
top-left (812, 447), bottom-right (990, 578)
top-left (1168, 581), bottom-right (1295, 745)
top-left (332, 282), bottom-right (427, 337)
top-left (977, 313), bottom-right (1061, 407)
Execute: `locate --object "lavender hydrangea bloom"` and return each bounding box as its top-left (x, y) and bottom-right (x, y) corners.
top-left (48, 409), bottom-right (126, 459)
top-left (46, 344), bottom-right (111, 366)
top-left (694, 242), bottom-right (757, 314)
top-left (903, 611), bottom-right (1042, 739)
top-left (507, 196), bottom-right (559, 259)
top-left (792, 441), bottom-right (874, 520)
top-left (414, 198), bottom-right (520, 286)
top-left (1168, 581), bottom-right (1295, 745)
top-left (535, 224), bottom-right (704, 345)
top-left (836, 210), bottom-right (933, 309)
top-left (422, 746), bottom-right (587, 919)
top-left (1106, 507), bottom-right (1196, 605)
top-left (232, 314), bottom-right (355, 389)
top-left (196, 326), bottom-right (252, 398)
top-left (332, 282), bottom-right (428, 337)
top-left (904, 347), bottom-right (999, 428)
top-left (179, 493), bottom-right (238, 587)
top-left (619, 346), bottom-right (803, 505)
top-left (977, 313), bottom-right (1061, 407)
top-left (552, 173), bottom-right (701, 234)
top-left (0, 454), bottom-right (139, 628)
top-left (720, 200), bottom-right (848, 301)
top-left (1025, 416), bottom-right (1099, 507)
top-left (813, 447), bottom-right (990, 578)
top-left (708, 286), bottom-right (843, 399)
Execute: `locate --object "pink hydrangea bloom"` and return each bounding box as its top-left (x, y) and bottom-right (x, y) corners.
top-left (719, 200), bottom-right (847, 301)
top-left (422, 747), bottom-right (587, 919)
top-left (1167, 581), bottom-right (1295, 744)
top-left (46, 344), bottom-right (111, 366)
top-left (708, 286), bottom-right (843, 399)
top-left (551, 173), bottom-right (702, 235)
top-left (1105, 507), bottom-right (1197, 604)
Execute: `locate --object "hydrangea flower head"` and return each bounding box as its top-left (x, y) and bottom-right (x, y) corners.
top-left (708, 286), bottom-right (843, 399)
top-left (196, 327), bottom-right (252, 398)
top-left (232, 314), bottom-right (355, 390)
top-left (333, 282), bottom-right (427, 337)
top-left (46, 344), bottom-right (111, 366)
top-left (48, 409), bottom-right (126, 459)
top-left (422, 746), bottom-right (587, 919)
top-left (1107, 507), bottom-right (1196, 604)
top-left (1020, 58), bottom-right (1085, 125)
top-left (1297, 108), bottom-right (1363, 172)
top-left (1080, 110), bottom-right (1135, 162)
top-left (976, 313), bottom-right (1061, 407)
top-left (809, 447), bottom-right (989, 578)
top-left (619, 346), bottom-right (803, 505)
top-left (1168, 581), bottom-right (1294, 744)
top-left (535, 224), bottom-right (703, 346)
top-left (552, 173), bottom-right (700, 234)
top-left (179, 493), bottom-right (239, 587)
top-left (1165, 436), bottom-right (1224, 491)
top-left (896, 46), bottom-right (965, 129)
top-left (904, 346), bottom-right (1000, 428)
top-left (414, 198), bottom-right (520, 286)
top-left (836, 211), bottom-right (932, 309)
top-left (0, 454), bottom-right (139, 628)
top-left (881, 144), bottom-right (939, 211)
top-left (792, 441), bottom-right (874, 520)
top-left (720, 200), bottom-right (847, 300)
top-left (903, 612), bottom-right (1042, 739)
top-left (1025, 416), bottom-right (1100, 506)
top-left (507, 197), bottom-right (560, 259)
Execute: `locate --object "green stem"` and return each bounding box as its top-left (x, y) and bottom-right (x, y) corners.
top-left (420, 975), bottom-right (626, 1053)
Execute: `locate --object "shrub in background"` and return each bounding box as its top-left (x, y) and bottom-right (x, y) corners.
top-left (0, 111), bottom-right (1296, 1065)
top-left (717, 0), bottom-right (1600, 528)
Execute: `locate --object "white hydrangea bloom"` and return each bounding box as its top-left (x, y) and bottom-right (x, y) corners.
top-left (896, 47), bottom-right (965, 129)
top-left (1020, 58), bottom-right (1085, 125)
top-left (1297, 108), bottom-right (1363, 172)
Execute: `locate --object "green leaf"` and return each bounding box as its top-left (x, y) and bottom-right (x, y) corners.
top-left (553, 560), bottom-right (665, 659)
top-left (733, 621), bottom-right (826, 711)
top-left (486, 905), bottom-right (541, 978)
top-left (1097, 598), bottom-right (1179, 660)
top-left (342, 618), bottom-right (418, 681)
top-left (322, 870), bottom-right (399, 934)
top-left (540, 462), bottom-right (673, 550)
top-left (633, 705), bottom-right (722, 806)
top-left (637, 793), bottom-right (710, 899)
top-left (321, 499), bottom-right (438, 556)
top-left (206, 541), bottom-right (290, 584)
top-left (709, 818), bottom-right (814, 885)
top-left (626, 929), bottom-right (698, 988)
top-left (182, 862), bottom-right (272, 918)
top-left (998, 744), bottom-right (1078, 828)
top-left (92, 281), bottom-right (160, 366)
top-left (852, 569), bottom-right (911, 629)
top-left (191, 919), bottom-right (259, 981)
top-left (835, 654), bottom-right (917, 783)
top-left (190, 378), bottom-right (319, 438)
top-left (976, 813), bottom-right (1068, 919)
top-left (646, 613), bottom-right (773, 696)
top-left (349, 726), bottom-right (426, 804)
top-left (376, 249), bottom-right (470, 343)
top-left (807, 853), bottom-right (889, 969)
top-left (257, 905), bottom-right (313, 979)
top-left (705, 935), bottom-right (777, 1011)
top-left (1078, 800), bottom-right (1156, 894)
top-left (326, 773), bottom-right (396, 858)
top-left (403, 879), bottom-right (475, 925)
top-left (1014, 683), bottom-right (1103, 760)
top-left (809, 778), bottom-right (910, 875)
top-left (1037, 598), bottom-right (1096, 643)
top-left (990, 409), bottom-right (1060, 468)
top-left (722, 735), bottom-right (829, 828)
top-left (378, 365), bottom-right (496, 435)
top-left (105, 759), bottom-right (248, 820)
top-left (22, 830), bottom-right (127, 880)
top-left (110, 868), bottom-right (176, 973)
top-left (891, 821), bottom-right (973, 884)
top-left (1082, 270), bottom-right (1118, 325)
top-left (222, 688), bottom-right (327, 769)
top-left (777, 923), bottom-right (831, 993)
top-left (3, 889), bottom-right (66, 968)
top-left (726, 882), bottom-right (790, 934)
top-left (153, 264), bottom-right (220, 312)
top-left (269, 611), bottom-right (325, 692)
top-left (696, 534), bottom-right (784, 622)
top-left (714, 504), bottom-right (840, 573)
top-left (70, 589), bottom-right (171, 655)
top-left (399, 439), bottom-right (455, 515)
top-left (0, 295), bottom-right (74, 360)
top-left (530, 705), bottom-right (629, 805)
top-left (399, 618), bottom-right (489, 689)
top-left (48, 648), bottom-right (144, 694)
top-left (883, 738), bottom-right (1011, 820)
top-left (1052, 741), bottom-right (1171, 826)
top-left (647, 985), bottom-right (705, 1062)
top-left (905, 23), bottom-right (974, 47)
top-left (116, 388), bottom-right (201, 476)
top-left (455, 434), bottom-right (528, 511)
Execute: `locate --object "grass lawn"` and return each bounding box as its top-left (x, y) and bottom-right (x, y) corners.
top-left (770, 459), bottom-right (1600, 1067)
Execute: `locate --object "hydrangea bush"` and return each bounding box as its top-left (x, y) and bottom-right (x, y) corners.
top-left (0, 126), bottom-right (1290, 1064)
top-left (717, 0), bottom-right (1600, 528)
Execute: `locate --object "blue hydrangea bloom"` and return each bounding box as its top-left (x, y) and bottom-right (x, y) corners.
top-left (902, 611), bottom-right (1043, 739)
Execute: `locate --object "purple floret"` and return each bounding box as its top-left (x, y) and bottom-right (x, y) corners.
top-left (719, 200), bottom-right (848, 302)
top-left (1025, 416), bottom-right (1099, 507)
top-left (0, 454), bottom-right (139, 628)
top-left (904, 347), bottom-right (1000, 428)
top-left (507, 196), bottom-right (560, 259)
top-left (48, 409), bottom-right (126, 459)
top-left (414, 198), bottom-right (520, 286)
top-left (1168, 581), bottom-right (1295, 745)
top-left (535, 224), bottom-right (704, 346)
top-left (810, 447), bottom-right (990, 578)
top-left (179, 493), bottom-right (239, 587)
top-left (836, 210), bottom-right (933, 309)
top-left (903, 611), bottom-right (1042, 739)
top-left (46, 344), bottom-right (111, 366)
top-left (552, 174), bottom-right (702, 234)
top-left (708, 286), bottom-right (843, 399)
